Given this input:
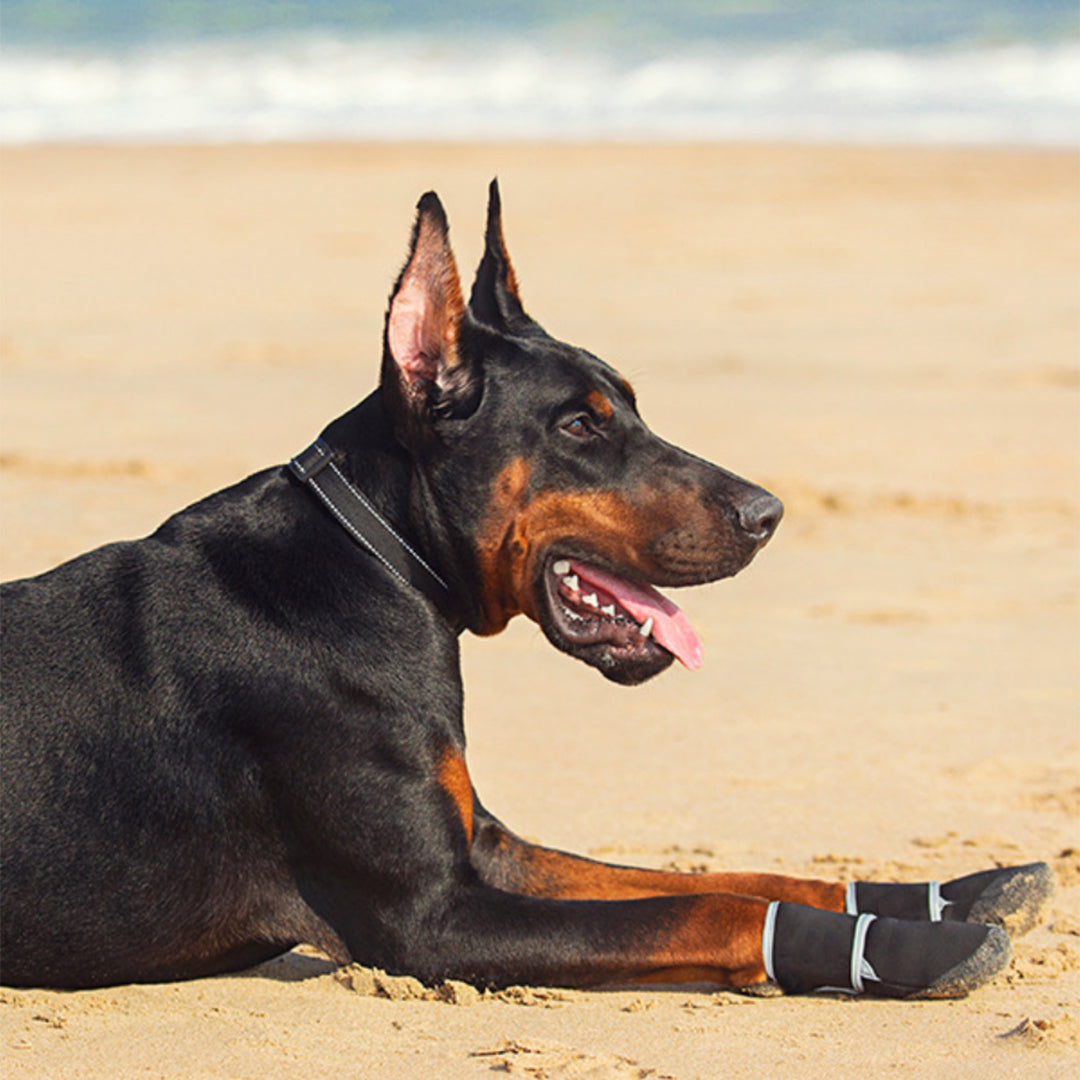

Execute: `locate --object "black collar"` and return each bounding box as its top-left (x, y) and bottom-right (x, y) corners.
top-left (288, 438), bottom-right (451, 609)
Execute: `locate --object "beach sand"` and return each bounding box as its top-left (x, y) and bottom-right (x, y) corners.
top-left (1, 142), bottom-right (1077, 1078)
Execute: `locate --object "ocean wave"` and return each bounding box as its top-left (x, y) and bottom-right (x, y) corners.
top-left (1, 35), bottom-right (1077, 145)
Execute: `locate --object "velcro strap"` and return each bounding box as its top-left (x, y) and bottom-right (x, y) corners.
top-left (849, 913), bottom-right (879, 993)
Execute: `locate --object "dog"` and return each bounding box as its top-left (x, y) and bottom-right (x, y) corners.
top-left (0, 181), bottom-right (1052, 996)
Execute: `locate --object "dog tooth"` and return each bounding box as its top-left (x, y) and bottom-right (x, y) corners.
top-left (639, 617), bottom-right (654, 637)
top-left (563, 574), bottom-right (579, 591)
top-left (553, 559), bottom-right (571, 576)
top-left (601, 604), bottom-right (617, 617)
top-left (582, 593), bottom-right (599, 608)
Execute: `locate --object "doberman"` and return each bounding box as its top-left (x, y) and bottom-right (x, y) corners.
top-left (1, 182), bottom-right (1051, 996)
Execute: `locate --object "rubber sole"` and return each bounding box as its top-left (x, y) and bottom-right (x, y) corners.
top-left (961, 862), bottom-right (1054, 938)
top-left (907, 924), bottom-right (1012, 999)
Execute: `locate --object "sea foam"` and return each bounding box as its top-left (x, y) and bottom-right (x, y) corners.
top-left (2, 35), bottom-right (1077, 145)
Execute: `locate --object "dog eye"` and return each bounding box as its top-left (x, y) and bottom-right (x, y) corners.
top-left (561, 415), bottom-right (597, 439)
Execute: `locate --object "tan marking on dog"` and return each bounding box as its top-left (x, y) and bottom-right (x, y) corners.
top-left (437, 747), bottom-right (474, 846)
top-left (640, 894), bottom-right (770, 988)
top-left (493, 214), bottom-right (522, 304)
top-left (474, 461), bottom-right (727, 635)
top-left (486, 841), bottom-right (847, 909)
top-left (474, 457), bottom-right (532, 634)
top-left (585, 389), bottom-right (614, 419)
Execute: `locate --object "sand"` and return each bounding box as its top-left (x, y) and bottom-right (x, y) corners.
top-left (1, 142), bottom-right (1077, 1078)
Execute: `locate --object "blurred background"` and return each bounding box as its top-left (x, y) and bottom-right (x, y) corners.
top-left (2, 0), bottom-right (1078, 146)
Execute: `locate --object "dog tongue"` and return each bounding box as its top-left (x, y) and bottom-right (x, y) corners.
top-left (571, 561), bottom-right (703, 670)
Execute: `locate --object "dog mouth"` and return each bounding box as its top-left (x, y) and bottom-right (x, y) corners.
top-left (538, 555), bottom-right (703, 684)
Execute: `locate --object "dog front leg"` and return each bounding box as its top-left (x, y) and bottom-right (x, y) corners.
top-left (387, 881), bottom-right (1008, 999)
top-left (469, 810), bottom-right (1052, 941)
top-left (402, 886), bottom-right (770, 990)
top-left (469, 809), bottom-right (845, 908)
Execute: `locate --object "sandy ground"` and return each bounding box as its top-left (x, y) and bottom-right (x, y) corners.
top-left (1, 142), bottom-right (1077, 1078)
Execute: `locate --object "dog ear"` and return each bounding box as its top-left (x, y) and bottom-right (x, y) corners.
top-left (382, 192), bottom-right (478, 432)
top-left (469, 179), bottom-right (544, 336)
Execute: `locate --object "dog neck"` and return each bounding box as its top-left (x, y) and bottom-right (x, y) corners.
top-left (312, 392), bottom-right (462, 627)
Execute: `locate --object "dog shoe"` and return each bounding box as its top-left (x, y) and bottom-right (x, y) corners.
top-left (846, 862), bottom-right (1053, 937)
top-left (762, 901), bottom-right (1011, 999)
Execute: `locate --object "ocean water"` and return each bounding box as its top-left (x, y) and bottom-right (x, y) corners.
top-left (1, 2), bottom-right (1077, 145)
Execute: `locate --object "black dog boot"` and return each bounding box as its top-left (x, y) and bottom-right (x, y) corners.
top-left (762, 901), bottom-right (1011, 998)
top-left (846, 862), bottom-right (1053, 937)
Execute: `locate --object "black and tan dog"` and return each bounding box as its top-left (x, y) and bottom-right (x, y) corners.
top-left (0, 183), bottom-right (1051, 995)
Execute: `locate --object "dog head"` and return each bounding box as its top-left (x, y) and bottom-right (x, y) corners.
top-left (379, 182), bottom-right (781, 685)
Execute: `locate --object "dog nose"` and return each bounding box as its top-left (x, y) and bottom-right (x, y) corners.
top-left (737, 491), bottom-right (783, 541)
